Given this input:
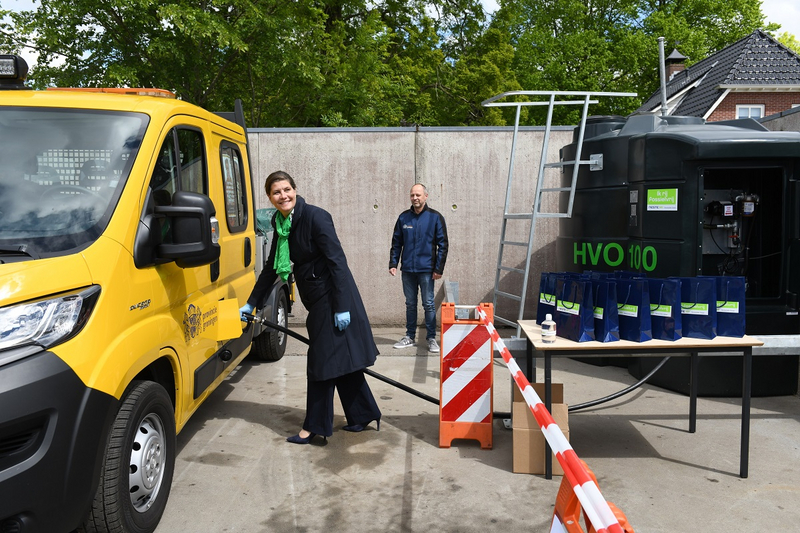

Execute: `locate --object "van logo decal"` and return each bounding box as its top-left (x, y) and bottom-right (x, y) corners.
top-left (129, 299), bottom-right (151, 311)
top-left (184, 304), bottom-right (202, 342)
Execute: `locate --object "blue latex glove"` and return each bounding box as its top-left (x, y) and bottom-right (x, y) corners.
top-left (334, 311), bottom-right (351, 331)
top-left (239, 303), bottom-right (254, 321)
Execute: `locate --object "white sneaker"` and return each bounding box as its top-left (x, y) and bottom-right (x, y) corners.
top-left (393, 336), bottom-right (415, 349)
top-left (427, 338), bottom-right (440, 353)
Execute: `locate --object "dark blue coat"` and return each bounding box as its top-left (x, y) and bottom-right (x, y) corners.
top-left (248, 196), bottom-right (378, 381)
top-left (389, 204), bottom-right (448, 274)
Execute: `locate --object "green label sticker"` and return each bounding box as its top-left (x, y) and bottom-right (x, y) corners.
top-left (681, 302), bottom-right (709, 315)
top-left (539, 292), bottom-right (555, 304)
top-left (647, 188), bottom-right (678, 211)
top-left (650, 303), bottom-right (673, 317)
top-left (618, 304), bottom-right (638, 317)
top-left (557, 300), bottom-right (580, 316)
top-left (717, 301), bottom-right (740, 314)
top-left (593, 306), bottom-right (604, 319)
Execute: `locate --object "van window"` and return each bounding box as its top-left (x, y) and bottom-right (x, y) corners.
top-left (149, 128), bottom-right (207, 200)
top-left (177, 129), bottom-right (206, 194)
top-left (220, 143), bottom-right (247, 232)
top-left (0, 107), bottom-right (147, 257)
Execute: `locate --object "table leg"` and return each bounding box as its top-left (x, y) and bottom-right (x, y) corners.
top-left (545, 351), bottom-right (552, 480)
top-left (526, 338), bottom-right (534, 382)
top-left (741, 347), bottom-right (752, 478)
top-left (689, 351), bottom-right (698, 433)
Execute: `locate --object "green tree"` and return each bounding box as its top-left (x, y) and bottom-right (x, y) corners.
top-left (775, 31), bottom-right (800, 55)
top-left (6, 0), bottom-right (517, 126)
top-left (491, 0), bottom-right (772, 125)
top-left (6, 0), bottom-right (778, 127)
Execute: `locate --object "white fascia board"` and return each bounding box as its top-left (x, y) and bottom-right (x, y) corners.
top-left (718, 85), bottom-right (800, 92)
top-left (704, 88), bottom-right (731, 120)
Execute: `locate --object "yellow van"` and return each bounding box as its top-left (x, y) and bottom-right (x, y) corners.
top-left (0, 55), bottom-right (290, 533)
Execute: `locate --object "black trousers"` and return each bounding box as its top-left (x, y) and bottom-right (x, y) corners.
top-left (303, 370), bottom-right (381, 437)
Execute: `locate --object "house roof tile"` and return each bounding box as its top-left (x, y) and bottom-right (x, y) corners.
top-left (635, 30), bottom-right (800, 117)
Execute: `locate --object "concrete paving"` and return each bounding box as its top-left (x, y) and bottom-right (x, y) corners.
top-left (156, 327), bottom-right (800, 533)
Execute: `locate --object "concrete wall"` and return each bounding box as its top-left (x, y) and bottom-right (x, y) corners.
top-left (761, 105), bottom-right (800, 132)
top-left (248, 127), bottom-right (574, 327)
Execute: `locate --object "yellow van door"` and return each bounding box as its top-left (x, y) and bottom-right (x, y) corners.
top-left (143, 118), bottom-right (225, 424)
top-left (211, 133), bottom-right (256, 342)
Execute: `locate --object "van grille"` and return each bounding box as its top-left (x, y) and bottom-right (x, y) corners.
top-left (0, 517), bottom-right (23, 533)
top-left (0, 428), bottom-right (40, 458)
top-left (0, 415), bottom-right (47, 472)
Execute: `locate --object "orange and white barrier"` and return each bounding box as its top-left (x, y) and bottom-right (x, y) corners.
top-left (475, 306), bottom-right (633, 533)
top-left (439, 303), bottom-right (493, 449)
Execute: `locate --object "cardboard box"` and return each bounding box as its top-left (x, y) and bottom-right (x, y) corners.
top-left (513, 427), bottom-right (569, 475)
top-left (512, 382), bottom-right (569, 475)
top-left (512, 383), bottom-right (566, 429)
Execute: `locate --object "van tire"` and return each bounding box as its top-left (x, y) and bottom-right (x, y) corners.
top-left (252, 289), bottom-right (288, 361)
top-left (81, 381), bottom-right (176, 533)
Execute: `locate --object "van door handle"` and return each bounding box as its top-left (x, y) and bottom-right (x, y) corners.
top-left (244, 237), bottom-right (252, 267)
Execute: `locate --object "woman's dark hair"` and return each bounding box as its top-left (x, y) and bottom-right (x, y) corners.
top-left (265, 170), bottom-right (296, 195)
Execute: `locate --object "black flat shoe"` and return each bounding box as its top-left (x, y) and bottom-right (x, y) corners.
top-left (343, 419), bottom-right (380, 433)
top-left (287, 432), bottom-right (325, 444)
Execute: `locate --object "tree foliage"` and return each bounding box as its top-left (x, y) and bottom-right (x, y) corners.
top-left (2, 0), bottom-right (781, 126)
top-left (491, 0), bottom-right (771, 124)
top-left (775, 32), bottom-right (800, 55)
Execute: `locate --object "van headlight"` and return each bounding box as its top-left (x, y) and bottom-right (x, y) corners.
top-left (0, 286), bottom-right (100, 352)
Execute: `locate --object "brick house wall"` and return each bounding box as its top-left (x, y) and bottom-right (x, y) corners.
top-left (708, 91), bottom-right (800, 121)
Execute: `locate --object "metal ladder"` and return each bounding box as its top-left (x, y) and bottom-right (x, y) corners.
top-left (482, 91), bottom-right (636, 337)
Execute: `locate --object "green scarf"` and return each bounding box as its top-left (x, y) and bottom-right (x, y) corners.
top-left (273, 211), bottom-right (292, 281)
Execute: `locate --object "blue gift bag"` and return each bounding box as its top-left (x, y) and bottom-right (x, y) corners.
top-left (675, 277), bottom-right (717, 340)
top-left (648, 278), bottom-right (682, 341)
top-left (537, 272), bottom-right (558, 325)
top-left (616, 277), bottom-right (652, 342)
top-left (592, 278), bottom-right (620, 342)
top-left (555, 277), bottom-right (595, 342)
top-left (705, 276), bottom-right (746, 337)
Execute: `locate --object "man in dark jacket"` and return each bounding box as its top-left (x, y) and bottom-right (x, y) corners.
top-left (389, 183), bottom-right (448, 353)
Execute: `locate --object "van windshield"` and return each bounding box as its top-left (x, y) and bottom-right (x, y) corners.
top-left (0, 107), bottom-right (148, 259)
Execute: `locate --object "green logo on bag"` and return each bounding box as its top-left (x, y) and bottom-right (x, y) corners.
top-left (557, 300), bottom-right (580, 316)
top-left (717, 301), bottom-right (739, 314)
top-left (618, 304), bottom-right (638, 317)
top-left (540, 292), bottom-right (555, 304)
top-left (650, 303), bottom-right (672, 317)
top-left (593, 306), bottom-right (604, 319)
top-left (681, 302), bottom-right (709, 315)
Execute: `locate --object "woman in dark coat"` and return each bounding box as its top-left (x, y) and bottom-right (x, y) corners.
top-left (241, 171), bottom-right (381, 444)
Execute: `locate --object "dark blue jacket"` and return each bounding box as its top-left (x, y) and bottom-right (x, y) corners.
top-left (389, 204), bottom-right (448, 274)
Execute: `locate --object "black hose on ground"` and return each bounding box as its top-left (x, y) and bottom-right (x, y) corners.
top-left (567, 356), bottom-right (672, 412)
top-left (244, 313), bottom-right (440, 405)
top-left (245, 314), bottom-right (667, 418)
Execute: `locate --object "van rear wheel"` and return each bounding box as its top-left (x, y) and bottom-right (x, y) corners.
top-left (81, 381), bottom-right (175, 533)
top-left (252, 289), bottom-right (288, 361)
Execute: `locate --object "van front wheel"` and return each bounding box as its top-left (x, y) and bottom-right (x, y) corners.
top-left (81, 381), bottom-right (176, 533)
top-left (252, 289), bottom-right (288, 361)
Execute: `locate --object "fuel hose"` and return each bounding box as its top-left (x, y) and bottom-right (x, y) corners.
top-left (243, 313), bottom-right (440, 406)
top-left (246, 314), bottom-right (666, 418)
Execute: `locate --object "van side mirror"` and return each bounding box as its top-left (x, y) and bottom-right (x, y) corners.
top-left (134, 190), bottom-right (220, 269)
top-left (156, 191), bottom-right (220, 268)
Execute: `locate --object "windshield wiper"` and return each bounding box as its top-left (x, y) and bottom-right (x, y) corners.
top-left (0, 245), bottom-right (40, 261)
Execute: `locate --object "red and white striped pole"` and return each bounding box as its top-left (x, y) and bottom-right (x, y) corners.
top-left (476, 307), bottom-right (627, 533)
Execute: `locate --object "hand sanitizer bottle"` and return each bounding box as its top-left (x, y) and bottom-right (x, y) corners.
top-left (541, 313), bottom-right (556, 343)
